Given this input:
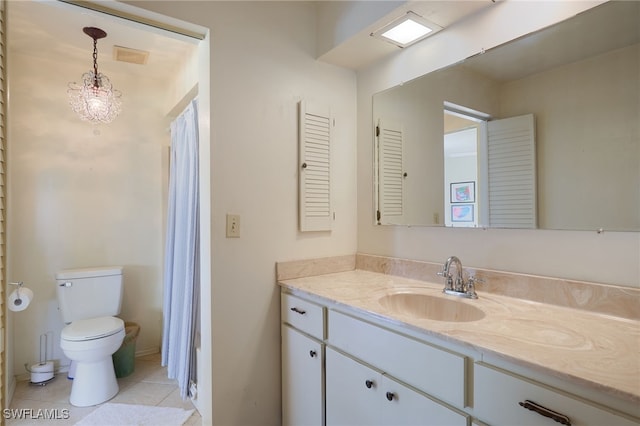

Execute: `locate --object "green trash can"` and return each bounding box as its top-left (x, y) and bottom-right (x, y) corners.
top-left (113, 322), bottom-right (140, 378)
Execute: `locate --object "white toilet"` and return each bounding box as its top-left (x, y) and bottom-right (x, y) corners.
top-left (56, 266), bottom-right (126, 407)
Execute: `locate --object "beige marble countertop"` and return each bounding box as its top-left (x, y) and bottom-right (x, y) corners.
top-left (279, 269), bottom-right (640, 406)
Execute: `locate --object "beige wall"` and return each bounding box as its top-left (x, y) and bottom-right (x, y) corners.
top-left (15, 0), bottom-right (634, 424)
top-left (7, 47), bottom-right (191, 376)
top-left (499, 43), bottom-right (639, 230)
top-left (127, 1), bottom-right (358, 424)
top-left (358, 0), bottom-right (639, 287)
top-left (125, 2), bottom-right (636, 425)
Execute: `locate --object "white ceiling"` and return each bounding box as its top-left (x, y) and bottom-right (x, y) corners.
top-left (8, 1), bottom-right (495, 77)
top-left (11, 1), bottom-right (635, 83)
top-left (461, 0), bottom-right (640, 82)
top-left (318, 0), bottom-right (494, 69)
top-left (7, 1), bottom-right (198, 82)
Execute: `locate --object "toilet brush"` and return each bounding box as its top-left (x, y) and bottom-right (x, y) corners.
top-left (29, 333), bottom-right (54, 385)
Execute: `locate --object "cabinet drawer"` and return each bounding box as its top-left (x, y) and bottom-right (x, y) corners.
top-left (328, 310), bottom-right (466, 407)
top-left (281, 293), bottom-right (325, 339)
top-left (474, 363), bottom-right (638, 426)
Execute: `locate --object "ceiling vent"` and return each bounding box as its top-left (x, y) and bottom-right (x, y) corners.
top-left (113, 46), bottom-right (149, 65)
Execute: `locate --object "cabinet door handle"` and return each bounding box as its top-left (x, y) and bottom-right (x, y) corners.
top-left (365, 380), bottom-right (374, 389)
top-left (290, 307), bottom-right (306, 315)
top-left (309, 350), bottom-right (317, 358)
top-left (385, 392), bottom-right (395, 401)
top-left (519, 400), bottom-right (572, 426)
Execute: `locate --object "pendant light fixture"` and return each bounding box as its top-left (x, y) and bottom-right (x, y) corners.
top-left (68, 27), bottom-right (122, 124)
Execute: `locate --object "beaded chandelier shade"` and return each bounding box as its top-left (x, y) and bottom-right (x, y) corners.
top-left (67, 27), bottom-right (122, 124)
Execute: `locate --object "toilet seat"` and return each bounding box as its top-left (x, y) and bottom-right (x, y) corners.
top-left (62, 316), bottom-right (124, 341)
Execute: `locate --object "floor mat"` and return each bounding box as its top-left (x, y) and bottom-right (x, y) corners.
top-left (75, 403), bottom-right (194, 426)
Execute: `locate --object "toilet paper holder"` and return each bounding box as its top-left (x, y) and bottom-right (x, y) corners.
top-left (8, 281), bottom-right (34, 313)
top-left (9, 282), bottom-right (25, 307)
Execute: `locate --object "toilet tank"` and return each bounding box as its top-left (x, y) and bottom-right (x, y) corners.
top-left (56, 266), bottom-right (123, 323)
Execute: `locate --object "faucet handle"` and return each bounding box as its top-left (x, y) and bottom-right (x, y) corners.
top-left (468, 276), bottom-right (484, 285)
top-left (465, 276), bottom-right (483, 299)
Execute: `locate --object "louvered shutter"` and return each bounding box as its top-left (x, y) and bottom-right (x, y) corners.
top-left (487, 114), bottom-right (537, 228)
top-left (299, 101), bottom-right (332, 232)
top-left (377, 120), bottom-right (404, 223)
top-left (0, 0), bottom-right (6, 408)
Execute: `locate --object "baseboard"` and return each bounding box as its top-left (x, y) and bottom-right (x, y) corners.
top-left (191, 347), bottom-right (202, 413)
top-left (135, 347), bottom-right (160, 358)
top-left (6, 375), bottom-right (16, 407)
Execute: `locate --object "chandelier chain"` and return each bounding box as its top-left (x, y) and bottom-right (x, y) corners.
top-left (92, 37), bottom-right (99, 87)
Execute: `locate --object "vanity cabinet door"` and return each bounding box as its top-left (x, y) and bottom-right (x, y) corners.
top-left (326, 347), bottom-right (380, 425)
top-left (474, 363), bottom-right (639, 426)
top-left (326, 347), bottom-right (467, 426)
top-left (282, 325), bottom-right (324, 426)
top-left (381, 374), bottom-right (468, 426)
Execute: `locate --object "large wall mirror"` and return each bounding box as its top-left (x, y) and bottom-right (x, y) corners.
top-left (373, 1), bottom-right (639, 231)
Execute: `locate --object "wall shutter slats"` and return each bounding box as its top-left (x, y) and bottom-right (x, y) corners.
top-left (377, 120), bottom-right (404, 222)
top-left (299, 101), bottom-right (332, 231)
top-left (0, 0), bottom-right (6, 409)
top-left (487, 114), bottom-right (536, 229)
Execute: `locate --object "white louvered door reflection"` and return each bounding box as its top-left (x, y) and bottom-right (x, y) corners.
top-left (377, 120), bottom-right (404, 224)
top-left (299, 101), bottom-right (332, 232)
top-left (487, 114), bottom-right (536, 228)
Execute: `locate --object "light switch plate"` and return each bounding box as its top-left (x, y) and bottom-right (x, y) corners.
top-left (226, 214), bottom-right (240, 238)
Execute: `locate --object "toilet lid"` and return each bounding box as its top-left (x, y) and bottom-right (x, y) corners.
top-left (61, 316), bottom-right (124, 341)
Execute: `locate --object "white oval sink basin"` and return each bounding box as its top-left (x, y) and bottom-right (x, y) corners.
top-left (378, 293), bottom-right (485, 322)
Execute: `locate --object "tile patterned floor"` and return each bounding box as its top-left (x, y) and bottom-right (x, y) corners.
top-left (7, 354), bottom-right (201, 425)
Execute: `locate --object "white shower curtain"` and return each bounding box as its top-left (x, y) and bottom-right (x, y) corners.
top-left (162, 99), bottom-right (200, 400)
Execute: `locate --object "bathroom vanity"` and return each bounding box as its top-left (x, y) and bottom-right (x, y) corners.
top-left (278, 255), bottom-right (640, 426)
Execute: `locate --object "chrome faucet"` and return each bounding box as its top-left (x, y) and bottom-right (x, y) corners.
top-left (437, 256), bottom-right (480, 299)
top-left (440, 256), bottom-right (463, 291)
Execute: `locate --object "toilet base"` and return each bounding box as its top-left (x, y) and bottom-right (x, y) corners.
top-left (69, 358), bottom-right (119, 407)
